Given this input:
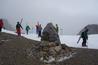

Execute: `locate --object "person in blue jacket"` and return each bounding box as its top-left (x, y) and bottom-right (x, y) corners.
top-left (25, 25), bottom-right (30, 35)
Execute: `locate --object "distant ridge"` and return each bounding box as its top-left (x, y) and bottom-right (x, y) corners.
top-left (78, 24), bottom-right (98, 35)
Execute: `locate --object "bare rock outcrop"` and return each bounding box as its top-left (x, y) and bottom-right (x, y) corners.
top-left (78, 24), bottom-right (98, 35)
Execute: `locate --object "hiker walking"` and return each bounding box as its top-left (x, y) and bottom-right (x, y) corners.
top-left (38, 24), bottom-right (42, 37)
top-left (77, 28), bottom-right (89, 47)
top-left (25, 25), bottom-right (30, 35)
top-left (16, 22), bottom-right (23, 36)
top-left (0, 19), bottom-right (4, 32)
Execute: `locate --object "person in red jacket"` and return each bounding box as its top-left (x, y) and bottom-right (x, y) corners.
top-left (0, 19), bottom-right (4, 32)
top-left (16, 22), bottom-right (23, 36)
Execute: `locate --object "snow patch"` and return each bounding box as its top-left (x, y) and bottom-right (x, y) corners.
top-left (41, 56), bottom-right (55, 63)
top-left (57, 54), bottom-right (72, 62)
top-left (2, 29), bottom-right (98, 49)
top-left (40, 54), bottom-right (74, 63)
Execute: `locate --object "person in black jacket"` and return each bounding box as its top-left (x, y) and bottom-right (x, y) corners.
top-left (16, 22), bottom-right (23, 36)
top-left (81, 28), bottom-right (88, 47)
top-left (77, 28), bottom-right (89, 47)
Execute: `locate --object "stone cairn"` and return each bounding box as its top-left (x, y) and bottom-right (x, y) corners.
top-left (41, 23), bottom-right (61, 45)
top-left (39, 23), bottom-right (74, 63)
top-left (28, 23), bottom-right (74, 64)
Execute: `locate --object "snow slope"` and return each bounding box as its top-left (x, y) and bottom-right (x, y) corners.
top-left (60, 35), bottom-right (98, 49)
top-left (2, 29), bottom-right (98, 49)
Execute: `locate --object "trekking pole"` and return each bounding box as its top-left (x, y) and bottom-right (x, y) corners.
top-left (86, 40), bottom-right (88, 47)
top-left (77, 36), bottom-right (81, 44)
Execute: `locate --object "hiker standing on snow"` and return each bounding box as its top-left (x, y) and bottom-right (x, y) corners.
top-left (38, 24), bottom-right (42, 37)
top-left (25, 25), bottom-right (30, 35)
top-left (16, 22), bottom-right (23, 36)
top-left (0, 19), bottom-right (4, 32)
top-left (77, 28), bottom-right (89, 47)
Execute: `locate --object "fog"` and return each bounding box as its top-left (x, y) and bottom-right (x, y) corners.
top-left (0, 0), bottom-right (98, 35)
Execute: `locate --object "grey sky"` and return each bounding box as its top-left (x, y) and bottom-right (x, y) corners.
top-left (0, 0), bottom-right (98, 35)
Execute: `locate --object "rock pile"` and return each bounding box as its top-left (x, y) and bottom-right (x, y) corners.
top-left (39, 41), bottom-right (73, 63)
top-left (33, 23), bottom-right (73, 63)
top-left (28, 23), bottom-right (74, 63)
top-left (28, 41), bottom-right (73, 63)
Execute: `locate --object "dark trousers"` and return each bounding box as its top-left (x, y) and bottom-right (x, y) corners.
top-left (82, 38), bottom-right (87, 46)
top-left (0, 27), bottom-right (2, 32)
top-left (38, 31), bottom-right (41, 37)
top-left (26, 30), bottom-right (29, 35)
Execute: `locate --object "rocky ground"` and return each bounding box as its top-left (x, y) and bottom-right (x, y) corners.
top-left (0, 32), bottom-right (98, 65)
top-left (54, 48), bottom-right (98, 65)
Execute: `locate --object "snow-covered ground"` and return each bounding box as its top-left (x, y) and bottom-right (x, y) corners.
top-left (60, 35), bottom-right (98, 49)
top-left (2, 29), bottom-right (98, 49)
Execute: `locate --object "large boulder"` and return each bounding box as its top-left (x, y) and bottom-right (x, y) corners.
top-left (78, 24), bottom-right (98, 35)
top-left (41, 23), bottom-right (61, 45)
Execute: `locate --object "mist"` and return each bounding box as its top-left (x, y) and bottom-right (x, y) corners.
top-left (0, 0), bottom-right (98, 35)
